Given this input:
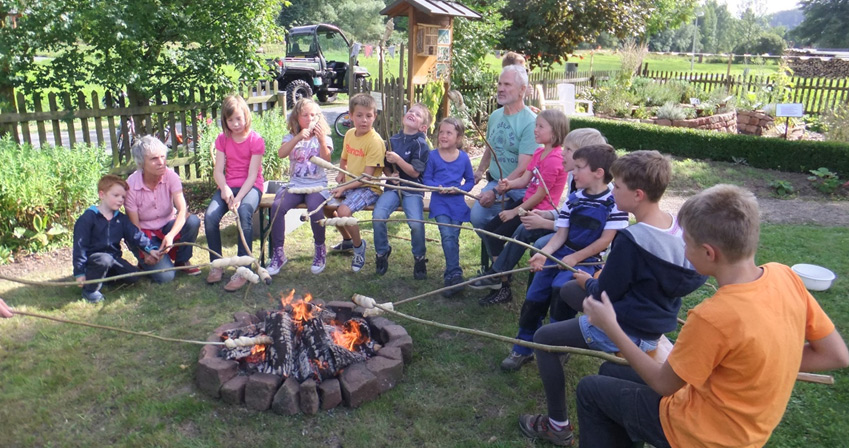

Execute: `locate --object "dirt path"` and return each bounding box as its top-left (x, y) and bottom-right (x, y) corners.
top-left (660, 194), bottom-right (849, 227)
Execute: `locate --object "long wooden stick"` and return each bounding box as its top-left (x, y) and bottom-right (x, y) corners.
top-left (347, 218), bottom-right (580, 273)
top-left (12, 309), bottom-right (221, 346)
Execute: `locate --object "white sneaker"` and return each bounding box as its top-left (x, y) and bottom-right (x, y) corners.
top-left (266, 246), bottom-right (288, 276)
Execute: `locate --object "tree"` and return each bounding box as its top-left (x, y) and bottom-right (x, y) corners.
top-left (643, 0), bottom-right (697, 41)
top-left (276, 0), bottom-right (387, 44)
top-left (0, 0), bottom-right (285, 128)
top-left (450, 0), bottom-right (510, 113)
top-left (792, 0), bottom-right (849, 48)
top-left (500, 0), bottom-right (654, 69)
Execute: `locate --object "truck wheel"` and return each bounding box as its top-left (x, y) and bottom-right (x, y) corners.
top-left (317, 92), bottom-right (338, 104)
top-left (285, 80), bottom-right (312, 108)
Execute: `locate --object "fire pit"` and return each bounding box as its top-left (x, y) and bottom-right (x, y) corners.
top-left (196, 290), bottom-right (413, 414)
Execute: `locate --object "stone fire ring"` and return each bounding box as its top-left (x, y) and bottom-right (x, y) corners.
top-left (196, 300), bottom-right (413, 415)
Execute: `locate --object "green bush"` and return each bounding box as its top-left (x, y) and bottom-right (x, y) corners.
top-left (0, 137), bottom-right (109, 254)
top-left (569, 117), bottom-right (849, 175)
top-left (656, 102), bottom-right (687, 121)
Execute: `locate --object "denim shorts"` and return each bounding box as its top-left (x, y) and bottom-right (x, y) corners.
top-left (579, 315), bottom-right (659, 353)
top-left (341, 187), bottom-right (379, 212)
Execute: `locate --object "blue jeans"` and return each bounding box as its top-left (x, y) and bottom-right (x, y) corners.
top-left (435, 215), bottom-right (462, 281)
top-left (372, 190), bottom-right (425, 258)
top-left (515, 246), bottom-right (599, 356)
top-left (135, 215), bottom-right (201, 283)
top-left (205, 186), bottom-right (261, 261)
top-left (491, 225), bottom-right (553, 273)
top-left (83, 252), bottom-right (140, 293)
top-left (576, 363), bottom-right (670, 448)
top-left (469, 180), bottom-right (527, 229)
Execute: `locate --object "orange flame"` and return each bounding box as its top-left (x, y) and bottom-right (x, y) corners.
top-left (280, 289), bottom-right (295, 307)
top-left (331, 321), bottom-right (367, 352)
top-left (246, 343), bottom-right (267, 363)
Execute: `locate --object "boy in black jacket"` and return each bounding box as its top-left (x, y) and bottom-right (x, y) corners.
top-left (518, 151), bottom-right (707, 446)
top-left (73, 175), bottom-right (159, 303)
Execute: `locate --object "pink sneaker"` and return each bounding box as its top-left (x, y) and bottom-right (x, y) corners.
top-left (311, 244), bottom-right (326, 274)
top-left (266, 246), bottom-right (288, 276)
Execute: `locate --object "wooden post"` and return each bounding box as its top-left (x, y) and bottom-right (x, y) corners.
top-left (727, 53), bottom-right (733, 78)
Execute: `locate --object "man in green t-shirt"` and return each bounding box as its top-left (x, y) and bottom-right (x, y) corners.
top-left (470, 64), bottom-right (538, 229)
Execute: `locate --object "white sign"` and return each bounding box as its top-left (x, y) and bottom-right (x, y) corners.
top-left (689, 98), bottom-right (701, 105)
top-left (775, 103), bottom-right (804, 118)
top-left (370, 92), bottom-right (384, 111)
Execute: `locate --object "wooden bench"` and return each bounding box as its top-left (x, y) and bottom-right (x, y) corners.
top-left (256, 192), bottom-right (436, 265)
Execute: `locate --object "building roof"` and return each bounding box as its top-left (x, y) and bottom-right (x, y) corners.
top-left (380, 0), bottom-right (482, 20)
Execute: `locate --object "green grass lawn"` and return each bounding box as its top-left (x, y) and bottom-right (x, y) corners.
top-left (1, 156), bottom-right (847, 446)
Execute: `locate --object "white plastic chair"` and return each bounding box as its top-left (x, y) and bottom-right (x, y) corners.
top-left (535, 82), bottom-right (593, 116)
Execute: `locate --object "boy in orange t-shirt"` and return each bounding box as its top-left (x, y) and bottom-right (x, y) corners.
top-left (578, 184), bottom-right (849, 447)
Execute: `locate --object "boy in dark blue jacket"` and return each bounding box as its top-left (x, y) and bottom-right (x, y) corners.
top-left (73, 175), bottom-right (159, 303)
top-left (518, 151), bottom-right (707, 447)
top-left (372, 103), bottom-right (432, 278)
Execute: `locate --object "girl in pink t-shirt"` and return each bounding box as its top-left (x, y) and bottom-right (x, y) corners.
top-left (205, 95), bottom-right (266, 291)
top-left (478, 109), bottom-right (569, 270)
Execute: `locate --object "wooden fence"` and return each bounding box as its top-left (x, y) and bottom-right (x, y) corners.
top-left (0, 81), bottom-right (287, 179)
top-left (641, 69), bottom-right (849, 114)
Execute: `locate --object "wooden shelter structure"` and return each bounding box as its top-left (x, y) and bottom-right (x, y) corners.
top-left (380, 0), bottom-right (481, 102)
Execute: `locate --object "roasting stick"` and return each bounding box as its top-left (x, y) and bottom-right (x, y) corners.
top-left (349, 295), bottom-right (835, 385)
top-left (9, 308), bottom-right (272, 347)
top-left (310, 156), bottom-right (481, 202)
top-left (320, 217), bottom-right (580, 273)
top-left (446, 90), bottom-right (504, 181)
top-left (0, 253), bottom-right (253, 288)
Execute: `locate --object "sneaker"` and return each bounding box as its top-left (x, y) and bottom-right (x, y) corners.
top-left (206, 267), bottom-right (224, 284)
top-left (176, 261), bottom-right (201, 276)
top-left (223, 273), bottom-right (248, 292)
top-left (518, 414), bottom-right (575, 447)
top-left (331, 239), bottom-right (355, 252)
top-left (501, 351), bottom-right (535, 371)
top-left (82, 289), bottom-right (104, 303)
top-left (266, 246), bottom-right (288, 276)
top-left (441, 274), bottom-right (465, 298)
top-left (311, 244), bottom-right (326, 274)
top-left (375, 246), bottom-right (392, 276)
top-left (469, 270), bottom-right (502, 290)
top-left (413, 256), bottom-right (427, 280)
top-left (351, 240), bottom-right (367, 272)
top-left (478, 285), bottom-right (513, 306)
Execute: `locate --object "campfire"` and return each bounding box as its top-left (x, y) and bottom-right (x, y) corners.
top-left (197, 290), bottom-right (413, 414)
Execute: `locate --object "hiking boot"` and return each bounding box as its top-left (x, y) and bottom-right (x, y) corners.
top-left (82, 289), bottom-right (104, 303)
top-left (478, 285), bottom-right (513, 306)
top-left (501, 351), bottom-right (535, 371)
top-left (518, 414), bottom-right (575, 447)
top-left (469, 270), bottom-right (502, 290)
top-left (331, 239), bottom-right (355, 252)
top-left (351, 240), bottom-right (367, 272)
top-left (441, 274), bottom-right (465, 298)
top-left (413, 256), bottom-right (427, 280)
top-left (375, 246), bottom-right (392, 276)
top-left (311, 244), bottom-right (326, 274)
top-left (266, 246), bottom-right (288, 276)
top-left (223, 273), bottom-right (248, 292)
top-left (176, 261), bottom-right (201, 276)
top-left (206, 267), bottom-right (224, 284)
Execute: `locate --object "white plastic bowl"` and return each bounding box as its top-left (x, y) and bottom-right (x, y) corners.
top-left (791, 264), bottom-right (836, 291)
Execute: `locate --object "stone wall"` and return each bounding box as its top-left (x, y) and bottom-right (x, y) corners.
top-left (737, 110), bottom-right (774, 136)
top-left (643, 111), bottom-right (737, 133)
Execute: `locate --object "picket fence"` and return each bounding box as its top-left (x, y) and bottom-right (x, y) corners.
top-left (0, 81), bottom-right (287, 179)
top-left (641, 69), bottom-right (849, 115)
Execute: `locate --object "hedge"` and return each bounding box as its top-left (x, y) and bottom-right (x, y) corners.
top-left (569, 117), bottom-right (849, 176)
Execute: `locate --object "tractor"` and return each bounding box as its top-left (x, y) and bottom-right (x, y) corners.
top-left (270, 24), bottom-right (370, 107)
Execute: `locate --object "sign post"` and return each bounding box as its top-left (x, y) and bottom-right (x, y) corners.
top-left (775, 103), bottom-right (804, 140)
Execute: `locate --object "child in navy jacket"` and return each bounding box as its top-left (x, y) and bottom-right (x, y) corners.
top-left (73, 175), bottom-right (158, 303)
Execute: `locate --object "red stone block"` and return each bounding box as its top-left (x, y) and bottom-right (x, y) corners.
top-left (220, 375), bottom-right (248, 405)
top-left (245, 373), bottom-right (283, 411)
top-left (339, 362), bottom-right (379, 408)
top-left (196, 357), bottom-right (238, 398)
top-left (271, 376), bottom-right (300, 415)
top-left (367, 355), bottom-right (404, 394)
